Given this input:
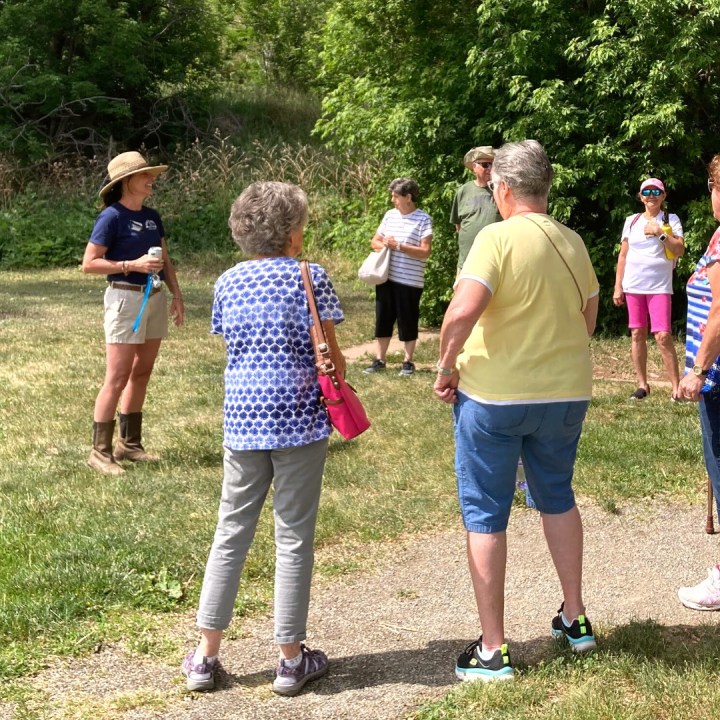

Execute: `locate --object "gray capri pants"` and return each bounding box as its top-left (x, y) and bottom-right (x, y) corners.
top-left (196, 437), bottom-right (329, 644)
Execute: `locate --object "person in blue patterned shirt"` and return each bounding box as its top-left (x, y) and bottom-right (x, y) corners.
top-left (676, 155), bottom-right (720, 611)
top-left (182, 182), bottom-right (345, 696)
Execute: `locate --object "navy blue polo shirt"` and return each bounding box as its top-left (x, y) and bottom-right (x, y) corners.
top-left (89, 203), bottom-right (166, 285)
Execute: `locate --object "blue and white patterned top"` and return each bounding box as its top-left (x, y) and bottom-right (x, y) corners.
top-left (685, 227), bottom-right (720, 391)
top-left (212, 256), bottom-right (344, 450)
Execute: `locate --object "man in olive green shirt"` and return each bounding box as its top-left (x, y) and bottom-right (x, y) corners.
top-left (450, 146), bottom-right (501, 272)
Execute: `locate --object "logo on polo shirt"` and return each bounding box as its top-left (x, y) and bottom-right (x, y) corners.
top-left (145, 220), bottom-right (158, 231)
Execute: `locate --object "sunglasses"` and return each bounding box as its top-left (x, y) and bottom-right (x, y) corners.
top-left (474, 161), bottom-right (493, 169)
top-left (709, 179), bottom-right (715, 193)
top-left (640, 188), bottom-right (663, 197)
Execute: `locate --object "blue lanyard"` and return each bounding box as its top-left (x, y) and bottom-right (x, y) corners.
top-left (132, 276), bottom-right (153, 333)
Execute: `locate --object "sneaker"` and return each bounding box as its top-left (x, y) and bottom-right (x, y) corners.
top-left (363, 359), bottom-right (386, 374)
top-left (181, 651), bottom-right (218, 691)
top-left (399, 361), bottom-right (415, 377)
top-left (272, 644), bottom-right (329, 697)
top-left (551, 603), bottom-right (597, 653)
top-left (630, 387), bottom-right (649, 400)
top-left (678, 565), bottom-right (720, 610)
top-left (454, 638), bottom-right (514, 682)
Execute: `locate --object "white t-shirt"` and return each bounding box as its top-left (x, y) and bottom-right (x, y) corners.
top-left (621, 212), bottom-right (683, 294)
top-left (377, 208), bottom-right (432, 288)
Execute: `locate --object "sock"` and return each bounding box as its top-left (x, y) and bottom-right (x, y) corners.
top-left (561, 610), bottom-right (575, 628)
top-left (192, 649), bottom-right (217, 667)
top-left (479, 644), bottom-right (498, 660)
top-left (283, 651), bottom-right (303, 668)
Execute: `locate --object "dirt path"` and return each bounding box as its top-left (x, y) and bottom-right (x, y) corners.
top-left (342, 331), bottom-right (439, 362)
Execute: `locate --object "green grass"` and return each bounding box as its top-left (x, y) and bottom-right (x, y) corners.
top-left (410, 621), bottom-right (720, 720)
top-left (0, 260), bottom-right (714, 715)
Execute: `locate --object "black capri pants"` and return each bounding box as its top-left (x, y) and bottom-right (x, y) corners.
top-left (374, 279), bottom-right (423, 342)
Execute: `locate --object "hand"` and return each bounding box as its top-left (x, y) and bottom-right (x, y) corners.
top-left (613, 288), bottom-right (625, 307)
top-left (433, 371), bottom-right (460, 404)
top-left (134, 253), bottom-right (165, 274)
top-left (644, 220), bottom-right (661, 236)
top-left (170, 296), bottom-right (185, 327)
top-left (678, 373), bottom-right (704, 403)
top-left (382, 235), bottom-right (401, 251)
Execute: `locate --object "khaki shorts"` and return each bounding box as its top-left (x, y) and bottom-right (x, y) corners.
top-left (103, 285), bottom-right (168, 344)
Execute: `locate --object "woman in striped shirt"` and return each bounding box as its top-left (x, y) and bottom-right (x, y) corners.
top-left (363, 178), bottom-right (433, 377)
top-left (676, 154), bottom-right (720, 611)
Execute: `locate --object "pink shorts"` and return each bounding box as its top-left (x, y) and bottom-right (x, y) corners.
top-left (625, 293), bottom-right (672, 333)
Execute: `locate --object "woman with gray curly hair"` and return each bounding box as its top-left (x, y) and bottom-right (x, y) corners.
top-left (182, 181), bottom-right (345, 697)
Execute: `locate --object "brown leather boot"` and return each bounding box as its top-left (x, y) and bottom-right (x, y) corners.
top-left (87, 420), bottom-right (125, 475)
top-left (114, 412), bottom-right (159, 462)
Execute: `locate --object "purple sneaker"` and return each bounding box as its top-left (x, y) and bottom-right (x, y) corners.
top-left (181, 651), bottom-right (218, 691)
top-left (272, 644), bottom-right (329, 696)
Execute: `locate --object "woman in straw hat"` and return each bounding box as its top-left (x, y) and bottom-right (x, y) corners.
top-left (81, 151), bottom-right (184, 474)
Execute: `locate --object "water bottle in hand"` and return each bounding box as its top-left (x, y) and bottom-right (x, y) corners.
top-left (148, 246), bottom-right (163, 288)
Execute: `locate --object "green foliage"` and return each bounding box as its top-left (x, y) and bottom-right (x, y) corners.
top-left (233, 0), bottom-right (334, 89)
top-left (0, 0), bottom-right (231, 157)
top-left (0, 129), bottom-right (382, 270)
top-left (0, 191), bottom-right (96, 268)
top-left (317, 0), bottom-right (720, 331)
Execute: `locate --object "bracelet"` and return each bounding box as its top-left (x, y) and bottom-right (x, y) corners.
top-left (436, 361), bottom-right (455, 376)
top-left (121, 260), bottom-right (129, 276)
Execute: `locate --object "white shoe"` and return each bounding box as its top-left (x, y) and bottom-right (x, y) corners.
top-left (678, 564), bottom-right (720, 610)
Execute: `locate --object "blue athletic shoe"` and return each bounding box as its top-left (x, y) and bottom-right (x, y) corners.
top-left (551, 602), bottom-right (597, 653)
top-left (455, 638), bottom-right (514, 682)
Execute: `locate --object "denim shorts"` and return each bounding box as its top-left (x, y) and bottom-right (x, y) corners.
top-left (453, 393), bottom-right (589, 533)
top-left (699, 386), bottom-right (720, 517)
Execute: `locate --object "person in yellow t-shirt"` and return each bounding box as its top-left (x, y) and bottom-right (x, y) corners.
top-left (434, 140), bottom-right (599, 682)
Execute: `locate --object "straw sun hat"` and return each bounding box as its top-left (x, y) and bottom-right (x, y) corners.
top-left (99, 151), bottom-right (168, 197)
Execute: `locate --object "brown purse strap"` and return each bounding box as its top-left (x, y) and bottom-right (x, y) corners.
top-left (299, 260), bottom-right (335, 375)
top-left (523, 216), bottom-right (583, 310)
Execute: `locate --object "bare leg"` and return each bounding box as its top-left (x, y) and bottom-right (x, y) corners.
top-left (403, 339), bottom-right (417, 363)
top-left (466, 530), bottom-right (507, 650)
top-left (655, 331), bottom-right (680, 396)
top-left (119, 339), bottom-right (162, 413)
top-left (93, 344), bottom-right (136, 421)
top-left (375, 336), bottom-right (391, 362)
top-left (279, 641), bottom-right (302, 660)
top-left (195, 630), bottom-right (306, 663)
top-left (630, 327), bottom-right (649, 391)
top-left (197, 628), bottom-right (222, 657)
top-left (541, 506), bottom-right (585, 620)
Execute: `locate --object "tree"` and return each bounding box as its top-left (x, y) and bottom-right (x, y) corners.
top-left (236, 0), bottom-right (333, 89)
top-left (318, 0), bottom-right (720, 330)
top-left (0, 0), bottom-right (234, 158)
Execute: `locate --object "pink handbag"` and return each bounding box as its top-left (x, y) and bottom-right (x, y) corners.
top-left (300, 261), bottom-right (371, 440)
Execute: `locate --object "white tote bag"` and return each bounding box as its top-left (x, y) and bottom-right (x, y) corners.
top-left (358, 247), bottom-right (390, 286)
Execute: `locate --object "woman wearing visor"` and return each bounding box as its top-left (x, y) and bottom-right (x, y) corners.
top-left (613, 178), bottom-right (685, 401)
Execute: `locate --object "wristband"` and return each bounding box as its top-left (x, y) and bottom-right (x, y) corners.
top-left (436, 361), bottom-right (455, 376)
